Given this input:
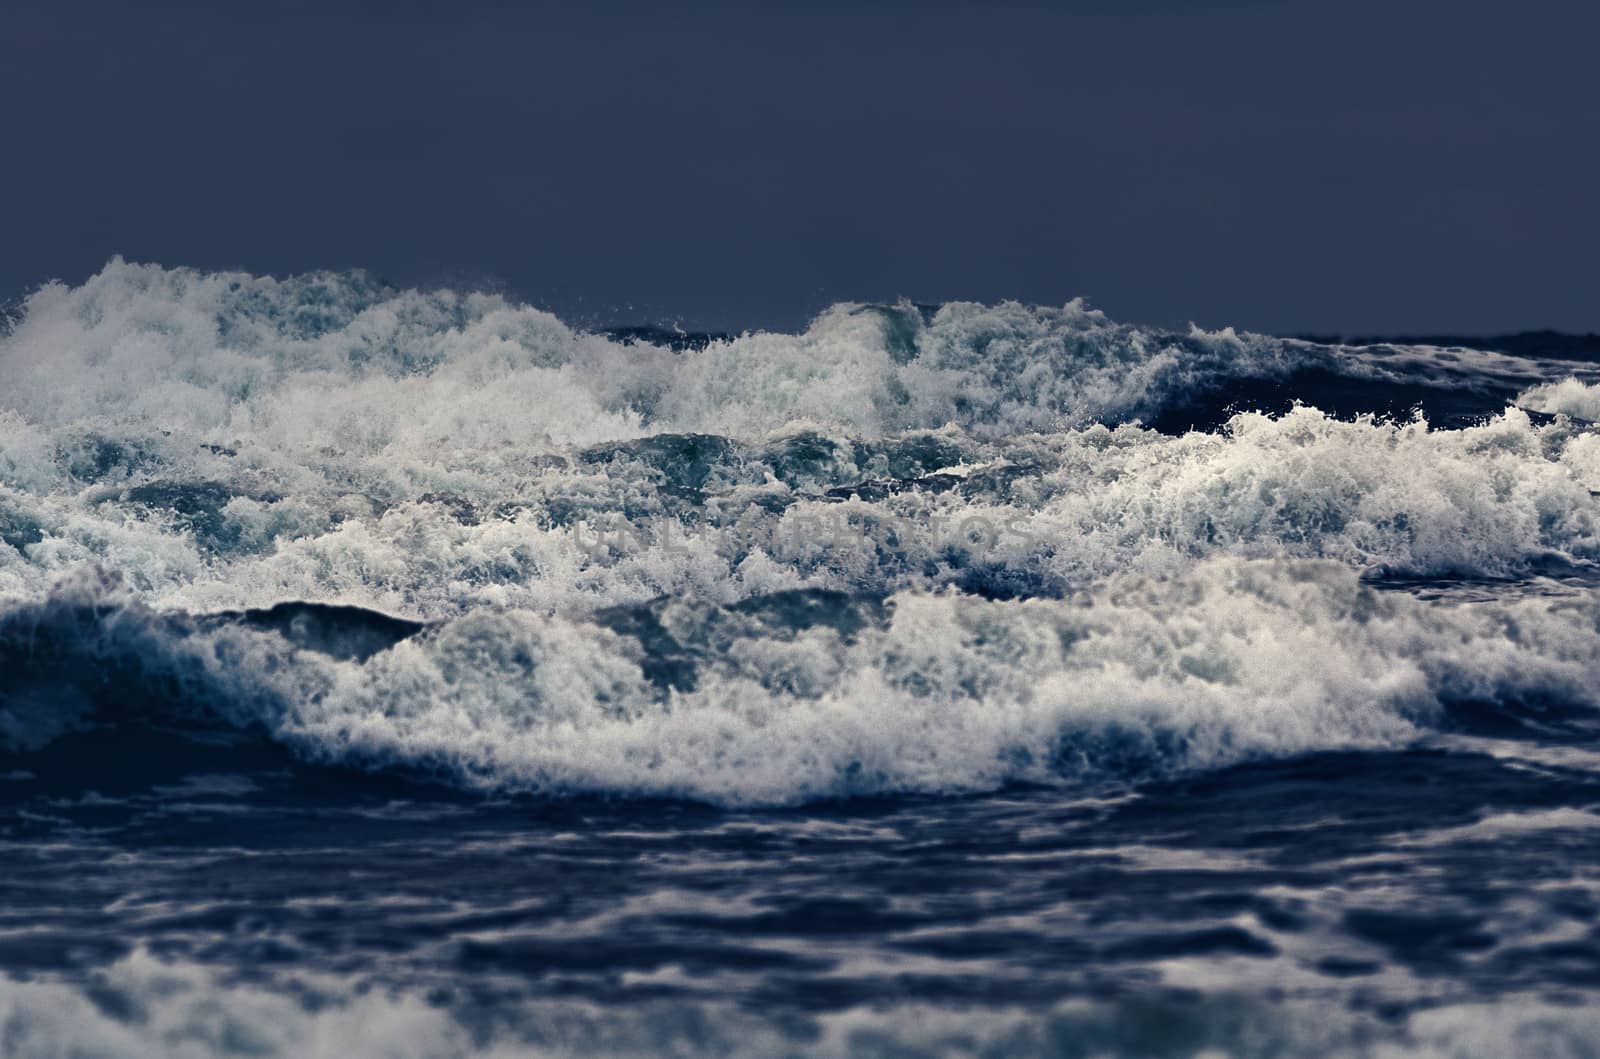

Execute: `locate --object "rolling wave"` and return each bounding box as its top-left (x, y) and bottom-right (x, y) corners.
top-left (3, 560), bottom-right (1597, 806)
top-left (3, 260), bottom-right (1600, 806)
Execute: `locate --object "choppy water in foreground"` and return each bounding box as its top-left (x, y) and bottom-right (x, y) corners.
top-left (2, 261), bottom-right (1600, 1056)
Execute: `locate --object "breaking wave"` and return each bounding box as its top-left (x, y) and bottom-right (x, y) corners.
top-left (3, 260), bottom-right (1600, 805)
top-left (3, 560), bottom-right (1598, 806)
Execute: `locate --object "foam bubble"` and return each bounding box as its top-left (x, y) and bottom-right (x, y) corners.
top-left (1518, 377), bottom-right (1600, 422)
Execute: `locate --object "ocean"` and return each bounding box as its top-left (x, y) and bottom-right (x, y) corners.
top-left (2, 259), bottom-right (1600, 1057)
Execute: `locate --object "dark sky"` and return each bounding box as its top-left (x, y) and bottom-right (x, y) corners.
top-left (3, 0), bottom-right (1596, 334)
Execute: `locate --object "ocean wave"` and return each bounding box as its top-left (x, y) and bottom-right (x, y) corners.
top-left (2, 948), bottom-right (1597, 1059)
top-left (9, 260), bottom-right (1595, 462)
top-left (1518, 378), bottom-right (1600, 423)
top-left (3, 403), bottom-right (1596, 616)
top-left (0, 259), bottom-right (1303, 447)
top-left (5, 262), bottom-right (1600, 806)
top-left (4, 560), bottom-right (1597, 806)
top-left (5, 262), bottom-right (1599, 613)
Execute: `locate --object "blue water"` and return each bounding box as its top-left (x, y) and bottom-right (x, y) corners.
top-left (2, 261), bottom-right (1600, 1056)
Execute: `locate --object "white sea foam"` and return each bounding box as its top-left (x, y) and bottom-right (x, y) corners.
top-left (1518, 377), bottom-right (1600, 423)
top-left (9, 262), bottom-right (1590, 459)
top-left (5, 559), bottom-right (1596, 806)
top-left (276, 558), bottom-right (1600, 805)
top-left (1, 948), bottom-right (1596, 1059)
top-left (3, 261), bottom-right (1597, 617)
top-left (2, 402), bottom-right (1597, 617)
top-left (4, 262), bottom-right (1600, 805)
top-left (0, 259), bottom-right (1285, 447)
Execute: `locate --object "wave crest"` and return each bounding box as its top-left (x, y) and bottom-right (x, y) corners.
top-left (5, 560), bottom-right (1597, 806)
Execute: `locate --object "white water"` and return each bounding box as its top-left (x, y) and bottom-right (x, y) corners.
top-left (3, 261), bottom-right (1600, 805)
top-left (4, 558), bottom-right (1598, 806)
top-left (2, 947), bottom-right (1596, 1059)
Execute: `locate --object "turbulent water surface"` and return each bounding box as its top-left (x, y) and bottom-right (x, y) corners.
top-left (3, 260), bottom-right (1600, 1056)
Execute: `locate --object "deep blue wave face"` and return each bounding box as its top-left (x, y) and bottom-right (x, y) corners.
top-left (3, 260), bottom-right (1600, 1056)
